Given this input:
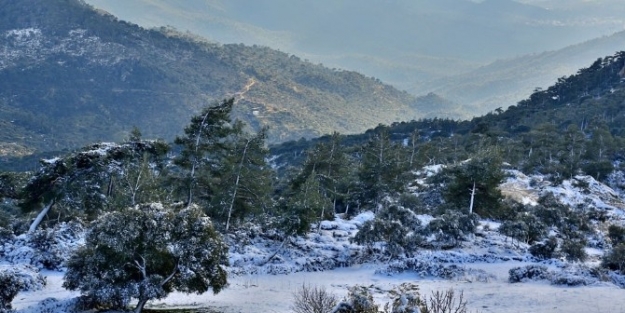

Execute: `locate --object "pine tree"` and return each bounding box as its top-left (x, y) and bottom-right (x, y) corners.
top-left (442, 153), bottom-right (505, 218)
top-left (290, 133), bottom-right (352, 219)
top-left (284, 170), bottom-right (332, 235)
top-left (357, 130), bottom-right (409, 209)
top-left (209, 128), bottom-right (274, 231)
top-left (173, 98), bottom-right (241, 207)
top-left (63, 203), bottom-right (228, 313)
top-left (20, 141), bottom-right (170, 232)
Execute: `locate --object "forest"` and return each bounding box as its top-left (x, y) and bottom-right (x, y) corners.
top-left (2, 51), bottom-right (625, 312)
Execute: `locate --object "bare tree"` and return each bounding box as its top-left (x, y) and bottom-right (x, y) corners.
top-left (292, 284), bottom-right (338, 313)
top-left (422, 289), bottom-right (469, 313)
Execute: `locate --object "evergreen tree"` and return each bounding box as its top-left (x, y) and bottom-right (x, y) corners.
top-left (173, 98), bottom-right (241, 207)
top-left (291, 133), bottom-right (352, 218)
top-left (209, 128), bottom-right (274, 231)
top-left (442, 153), bottom-right (505, 218)
top-left (63, 203), bottom-right (228, 313)
top-left (284, 170), bottom-right (332, 235)
top-left (19, 141), bottom-right (169, 232)
top-left (357, 129), bottom-right (409, 209)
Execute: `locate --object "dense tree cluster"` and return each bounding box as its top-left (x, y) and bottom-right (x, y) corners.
top-left (2, 51), bottom-right (625, 311)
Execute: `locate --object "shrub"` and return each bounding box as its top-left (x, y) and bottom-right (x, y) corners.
top-left (292, 284), bottom-right (338, 313)
top-left (0, 271), bottom-right (22, 313)
top-left (509, 265), bottom-right (550, 283)
top-left (561, 239), bottom-right (588, 262)
top-left (63, 203), bottom-right (228, 313)
top-left (352, 205), bottom-right (423, 257)
top-left (529, 236), bottom-right (558, 260)
top-left (608, 225), bottom-right (625, 246)
top-left (398, 193), bottom-right (426, 213)
top-left (602, 243), bottom-right (625, 273)
top-left (332, 286), bottom-right (378, 313)
top-left (421, 289), bottom-right (470, 313)
top-left (498, 220), bottom-right (529, 244)
top-left (424, 211), bottom-right (479, 248)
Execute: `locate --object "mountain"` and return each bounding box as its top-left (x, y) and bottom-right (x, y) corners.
top-left (271, 50), bottom-right (625, 170)
top-left (83, 0), bottom-right (625, 92)
top-left (0, 0), bottom-right (446, 157)
top-left (417, 30), bottom-right (625, 116)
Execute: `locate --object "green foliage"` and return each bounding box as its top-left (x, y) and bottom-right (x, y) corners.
top-left (602, 243), bottom-right (625, 274)
top-left (0, 270), bottom-right (22, 313)
top-left (529, 236), bottom-right (559, 260)
top-left (282, 170), bottom-right (333, 235)
top-left (441, 153), bottom-right (505, 218)
top-left (290, 133), bottom-right (352, 215)
top-left (498, 220), bottom-right (530, 244)
top-left (333, 286), bottom-right (378, 313)
top-left (608, 224), bottom-right (625, 246)
top-left (173, 98), bottom-right (240, 207)
top-left (63, 203), bottom-right (228, 312)
top-left (561, 238), bottom-right (588, 262)
top-left (424, 211), bottom-right (479, 248)
top-left (352, 205), bottom-right (423, 257)
top-left (357, 129), bottom-right (411, 208)
top-left (208, 128), bottom-right (274, 230)
top-left (18, 140), bottom-right (170, 230)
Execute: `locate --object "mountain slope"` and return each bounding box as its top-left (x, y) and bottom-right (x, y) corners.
top-left (418, 30), bottom-right (625, 116)
top-left (0, 0), bottom-right (432, 156)
top-left (83, 0), bottom-right (625, 92)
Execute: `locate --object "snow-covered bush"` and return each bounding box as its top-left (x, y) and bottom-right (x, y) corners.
top-left (382, 259), bottom-right (493, 282)
top-left (549, 264), bottom-right (597, 286)
top-left (334, 284), bottom-right (472, 313)
top-left (550, 272), bottom-right (595, 286)
top-left (1, 222), bottom-right (84, 270)
top-left (352, 205), bottom-right (423, 258)
top-left (508, 265), bottom-right (550, 283)
top-left (63, 203), bottom-right (228, 313)
top-left (332, 286), bottom-right (378, 313)
top-left (498, 220), bottom-right (529, 244)
top-left (0, 267), bottom-right (46, 313)
top-left (602, 243), bottom-right (625, 274)
top-left (398, 193), bottom-right (425, 213)
top-left (608, 225), bottom-right (625, 246)
top-left (0, 270), bottom-right (21, 313)
top-left (561, 238), bottom-right (588, 262)
top-left (386, 283), bottom-right (423, 313)
top-left (423, 211), bottom-right (478, 248)
top-left (529, 236), bottom-right (558, 260)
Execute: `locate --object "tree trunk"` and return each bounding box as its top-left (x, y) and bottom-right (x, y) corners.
top-left (226, 139), bottom-right (250, 231)
top-left (134, 298), bottom-right (148, 313)
top-left (28, 199), bottom-right (55, 233)
top-left (469, 181), bottom-right (476, 214)
top-left (187, 110), bottom-right (212, 208)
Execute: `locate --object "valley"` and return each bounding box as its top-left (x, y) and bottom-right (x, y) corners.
top-left (2, 1), bottom-right (625, 313)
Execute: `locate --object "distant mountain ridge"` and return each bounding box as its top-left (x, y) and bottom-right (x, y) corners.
top-left (0, 0), bottom-right (451, 157)
top-left (84, 0), bottom-right (625, 93)
top-left (418, 30), bottom-right (625, 116)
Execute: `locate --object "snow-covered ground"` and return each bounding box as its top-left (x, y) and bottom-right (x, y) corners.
top-left (7, 169), bottom-right (625, 312)
top-left (13, 263), bottom-right (625, 313)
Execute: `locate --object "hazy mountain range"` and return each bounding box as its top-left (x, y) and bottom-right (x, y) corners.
top-left (85, 0), bottom-right (625, 113)
top-left (1, 0), bottom-right (449, 157)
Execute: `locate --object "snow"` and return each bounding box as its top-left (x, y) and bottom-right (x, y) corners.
top-left (12, 264), bottom-right (625, 313)
top-left (6, 168), bottom-right (625, 312)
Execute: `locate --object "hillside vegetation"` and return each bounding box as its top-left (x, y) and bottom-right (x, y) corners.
top-left (2, 47), bottom-right (625, 313)
top-left (419, 30), bottom-right (625, 116)
top-left (0, 0), bottom-right (444, 157)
